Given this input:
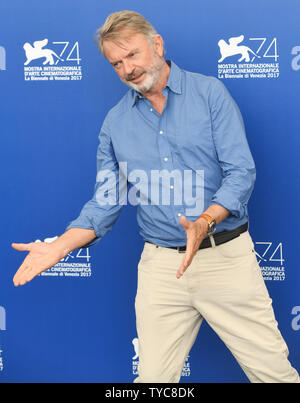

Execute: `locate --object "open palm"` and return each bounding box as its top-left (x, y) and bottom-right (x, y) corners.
top-left (12, 241), bottom-right (64, 286)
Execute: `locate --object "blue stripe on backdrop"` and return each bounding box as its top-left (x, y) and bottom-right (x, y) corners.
top-left (0, 0), bottom-right (299, 382)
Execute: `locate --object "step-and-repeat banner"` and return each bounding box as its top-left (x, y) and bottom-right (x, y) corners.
top-left (1, 0), bottom-right (299, 382)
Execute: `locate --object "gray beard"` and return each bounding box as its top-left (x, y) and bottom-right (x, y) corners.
top-left (122, 55), bottom-right (164, 94)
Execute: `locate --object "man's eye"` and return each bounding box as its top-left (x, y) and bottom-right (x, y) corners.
top-left (129, 52), bottom-right (136, 57)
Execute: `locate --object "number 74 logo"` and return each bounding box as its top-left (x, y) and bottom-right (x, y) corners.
top-left (254, 242), bottom-right (284, 266)
top-left (52, 41), bottom-right (81, 65)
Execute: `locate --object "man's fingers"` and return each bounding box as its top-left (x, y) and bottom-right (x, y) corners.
top-left (176, 239), bottom-right (201, 279)
top-left (14, 268), bottom-right (35, 286)
top-left (11, 242), bottom-right (33, 252)
top-left (179, 215), bottom-right (190, 230)
top-left (13, 254), bottom-right (55, 286)
top-left (16, 268), bottom-right (39, 286)
top-left (176, 253), bottom-right (193, 279)
top-left (185, 237), bottom-right (195, 260)
top-left (176, 260), bottom-right (187, 279)
top-left (13, 264), bottom-right (32, 286)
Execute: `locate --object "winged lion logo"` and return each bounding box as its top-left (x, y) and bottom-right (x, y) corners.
top-left (23, 39), bottom-right (64, 65)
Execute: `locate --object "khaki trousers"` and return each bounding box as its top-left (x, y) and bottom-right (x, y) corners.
top-left (134, 231), bottom-right (300, 383)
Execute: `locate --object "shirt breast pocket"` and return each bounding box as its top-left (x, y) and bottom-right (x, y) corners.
top-left (173, 117), bottom-right (216, 165)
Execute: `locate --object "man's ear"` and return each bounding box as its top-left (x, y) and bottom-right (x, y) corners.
top-left (153, 34), bottom-right (164, 57)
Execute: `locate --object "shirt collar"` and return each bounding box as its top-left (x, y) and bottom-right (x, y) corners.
top-left (130, 59), bottom-right (182, 107)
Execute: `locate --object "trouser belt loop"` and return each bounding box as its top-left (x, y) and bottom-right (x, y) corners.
top-left (209, 234), bottom-right (216, 248)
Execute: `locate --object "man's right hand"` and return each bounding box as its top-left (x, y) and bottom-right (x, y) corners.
top-left (12, 228), bottom-right (97, 287)
top-left (11, 241), bottom-right (66, 287)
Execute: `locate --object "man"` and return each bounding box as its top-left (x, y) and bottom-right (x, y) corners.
top-left (12, 11), bottom-right (299, 383)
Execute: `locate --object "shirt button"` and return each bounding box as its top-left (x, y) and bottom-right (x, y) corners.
top-left (159, 130), bottom-right (163, 134)
top-left (170, 185), bottom-right (174, 189)
top-left (150, 108), bottom-right (153, 112)
top-left (164, 157), bottom-right (168, 162)
top-left (177, 213), bottom-right (182, 217)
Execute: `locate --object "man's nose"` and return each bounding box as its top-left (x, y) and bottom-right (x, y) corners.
top-left (122, 59), bottom-right (135, 79)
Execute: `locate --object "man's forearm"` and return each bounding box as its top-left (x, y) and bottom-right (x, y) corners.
top-left (51, 228), bottom-right (97, 256)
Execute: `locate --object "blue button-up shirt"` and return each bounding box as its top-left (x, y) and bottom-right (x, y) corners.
top-left (65, 59), bottom-right (256, 247)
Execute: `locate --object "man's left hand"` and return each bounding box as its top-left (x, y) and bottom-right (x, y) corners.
top-left (177, 216), bottom-right (209, 279)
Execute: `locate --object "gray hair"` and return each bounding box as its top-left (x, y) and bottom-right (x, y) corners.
top-left (94, 10), bottom-right (166, 58)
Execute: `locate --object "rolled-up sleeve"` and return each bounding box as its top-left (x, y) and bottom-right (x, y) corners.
top-left (208, 77), bottom-right (256, 219)
top-left (65, 117), bottom-right (126, 248)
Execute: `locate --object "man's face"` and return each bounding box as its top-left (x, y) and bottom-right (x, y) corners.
top-left (103, 30), bottom-right (164, 93)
